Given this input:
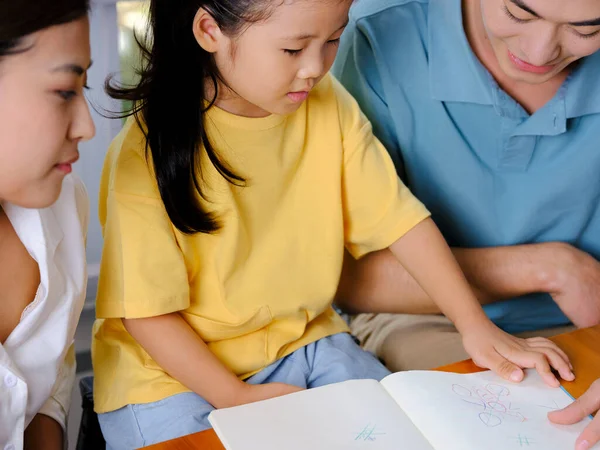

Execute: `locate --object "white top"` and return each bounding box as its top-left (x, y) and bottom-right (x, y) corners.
top-left (0, 175), bottom-right (88, 450)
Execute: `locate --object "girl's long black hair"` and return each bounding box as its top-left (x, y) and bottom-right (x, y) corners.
top-left (107, 0), bottom-right (273, 234)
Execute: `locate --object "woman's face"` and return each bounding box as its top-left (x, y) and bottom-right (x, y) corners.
top-left (0, 16), bottom-right (94, 208)
top-left (478, 0), bottom-right (600, 83)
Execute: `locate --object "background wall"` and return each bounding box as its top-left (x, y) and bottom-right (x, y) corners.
top-left (77, 0), bottom-right (148, 300)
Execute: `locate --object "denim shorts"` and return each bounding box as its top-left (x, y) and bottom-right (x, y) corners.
top-left (99, 332), bottom-right (390, 449)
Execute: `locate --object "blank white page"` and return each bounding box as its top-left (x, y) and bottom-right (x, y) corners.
top-left (381, 369), bottom-right (592, 450)
top-left (209, 379), bottom-right (434, 450)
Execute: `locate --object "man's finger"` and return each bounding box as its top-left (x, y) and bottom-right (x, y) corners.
top-left (574, 416), bottom-right (600, 450)
top-left (549, 382), bottom-right (600, 425)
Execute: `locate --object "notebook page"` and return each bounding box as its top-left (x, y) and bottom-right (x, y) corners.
top-left (209, 379), bottom-right (434, 450)
top-left (380, 370), bottom-right (592, 450)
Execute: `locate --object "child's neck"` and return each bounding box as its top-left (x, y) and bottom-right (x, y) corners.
top-left (206, 80), bottom-right (271, 118)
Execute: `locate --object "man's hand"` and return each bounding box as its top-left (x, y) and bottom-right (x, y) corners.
top-left (544, 243), bottom-right (600, 328)
top-left (549, 379), bottom-right (600, 449)
top-left (24, 414), bottom-right (63, 450)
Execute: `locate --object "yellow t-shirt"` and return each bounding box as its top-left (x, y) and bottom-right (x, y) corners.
top-left (92, 74), bottom-right (430, 413)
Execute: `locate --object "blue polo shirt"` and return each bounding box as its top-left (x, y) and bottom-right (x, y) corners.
top-left (333, 0), bottom-right (600, 333)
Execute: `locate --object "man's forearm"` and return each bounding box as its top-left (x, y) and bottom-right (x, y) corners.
top-left (24, 414), bottom-right (63, 450)
top-left (335, 242), bottom-right (561, 314)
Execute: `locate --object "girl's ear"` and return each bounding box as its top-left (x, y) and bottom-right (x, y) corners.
top-left (192, 8), bottom-right (223, 53)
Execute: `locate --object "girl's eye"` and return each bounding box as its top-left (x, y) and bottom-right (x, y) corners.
top-left (283, 38), bottom-right (340, 56)
top-left (503, 5), bottom-right (531, 24)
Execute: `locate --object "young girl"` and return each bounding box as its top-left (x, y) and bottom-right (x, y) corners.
top-left (0, 0), bottom-right (95, 448)
top-left (93, 0), bottom-right (573, 447)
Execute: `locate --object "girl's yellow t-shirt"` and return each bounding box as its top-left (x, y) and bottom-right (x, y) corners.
top-left (92, 74), bottom-right (430, 413)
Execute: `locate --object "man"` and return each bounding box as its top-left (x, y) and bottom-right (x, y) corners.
top-left (333, 0), bottom-right (600, 371)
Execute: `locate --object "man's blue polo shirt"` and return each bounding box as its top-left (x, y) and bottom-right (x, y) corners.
top-left (333, 0), bottom-right (600, 333)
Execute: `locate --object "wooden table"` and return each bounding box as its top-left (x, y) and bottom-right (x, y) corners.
top-left (145, 325), bottom-right (600, 449)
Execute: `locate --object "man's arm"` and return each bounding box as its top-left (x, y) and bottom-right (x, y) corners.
top-left (335, 242), bottom-right (577, 316)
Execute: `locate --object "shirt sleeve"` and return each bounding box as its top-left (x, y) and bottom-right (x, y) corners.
top-left (96, 130), bottom-right (190, 319)
top-left (332, 15), bottom-right (406, 179)
top-left (333, 78), bottom-right (431, 259)
top-left (37, 345), bottom-right (76, 432)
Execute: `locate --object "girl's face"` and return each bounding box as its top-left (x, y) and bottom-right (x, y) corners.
top-left (476, 0), bottom-right (600, 83)
top-left (209, 0), bottom-right (352, 118)
top-left (0, 16), bottom-right (95, 208)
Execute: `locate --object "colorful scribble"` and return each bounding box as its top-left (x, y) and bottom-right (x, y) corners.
top-left (452, 383), bottom-right (527, 427)
top-left (354, 424), bottom-right (386, 442)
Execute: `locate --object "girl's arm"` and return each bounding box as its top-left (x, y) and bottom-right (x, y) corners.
top-left (388, 218), bottom-right (575, 386)
top-left (122, 313), bottom-right (303, 409)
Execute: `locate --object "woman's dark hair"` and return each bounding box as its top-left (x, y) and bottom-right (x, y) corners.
top-left (107, 1), bottom-right (275, 235)
top-left (0, 0), bottom-right (90, 57)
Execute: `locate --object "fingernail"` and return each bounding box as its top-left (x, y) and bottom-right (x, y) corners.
top-left (510, 370), bottom-right (522, 381)
top-left (569, 370), bottom-right (576, 380)
top-left (577, 439), bottom-right (590, 450)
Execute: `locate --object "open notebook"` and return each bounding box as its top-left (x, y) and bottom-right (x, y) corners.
top-left (208, 369), bottom-right (593, 450)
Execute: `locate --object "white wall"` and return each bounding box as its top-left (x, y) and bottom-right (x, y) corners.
top-left (75, 0), bottom-right (123, 283)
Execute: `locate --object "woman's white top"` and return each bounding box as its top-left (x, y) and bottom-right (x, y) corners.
top-left (0, 175), bottom-right (88, 450)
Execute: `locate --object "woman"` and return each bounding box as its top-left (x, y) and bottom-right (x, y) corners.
top-left (0, 0), bottom-right (95, 448)
top-left (333, 0), bottom-right (600, 371)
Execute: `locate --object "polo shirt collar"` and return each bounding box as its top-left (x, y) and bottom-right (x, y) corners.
top-left (428, 0), bottom-right (493, 105)
top-left (428, 0), bottom-right (600, 121)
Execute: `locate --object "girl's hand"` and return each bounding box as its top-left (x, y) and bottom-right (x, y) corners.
top-left (232, 382), bottom-right (305, 407)
top-left (461, 320), bottom-right (575, 387)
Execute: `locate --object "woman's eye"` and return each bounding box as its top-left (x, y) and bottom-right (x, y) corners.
top-left (57, 90), bottom-right (77, 101)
